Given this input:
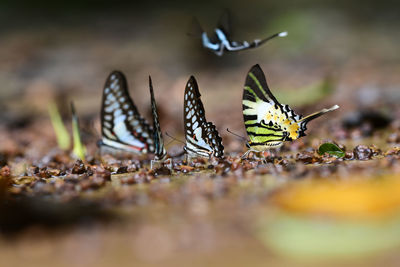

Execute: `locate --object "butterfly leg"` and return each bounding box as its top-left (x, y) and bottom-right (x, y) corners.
top-left (164, 158), bottom-right (173, 170)
top-left (185, 153), bottom-right (194, 165)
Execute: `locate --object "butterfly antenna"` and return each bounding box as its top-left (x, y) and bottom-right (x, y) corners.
top-left (226, 128), bottom-right (246, 141)
top-left (164, 139), bottom-right (175, 147)
top-left (226, 128), bottom-right (250, 148)
top-left (165, 132), bottom-right (185, 145)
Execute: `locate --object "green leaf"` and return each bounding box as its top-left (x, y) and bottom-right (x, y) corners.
top-left (71, 102), bottom-right (86, 161)
top-left (48, 102), bottom-right (70, 150)
top-left (318, 143), bottom-right (345, 158)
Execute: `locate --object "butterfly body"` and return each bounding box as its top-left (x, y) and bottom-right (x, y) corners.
top-left (183, 76), bottom-right (224, 159)
top-left (242, 65), bottom-right (339, 154)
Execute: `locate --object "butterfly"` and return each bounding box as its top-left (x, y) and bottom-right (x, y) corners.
top-left (242, 64), bottom-right (339, 157)
top-left (99, 71), bottom-right (166, 160)
top-left (183, 76), bottom-right (224, 158)
top-left (192, 10), bottom-right (287, 56)
top-left (149, 76), bottom-right (167, 161)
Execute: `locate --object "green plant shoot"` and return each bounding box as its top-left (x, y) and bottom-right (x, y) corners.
top-left (48, 102), bottom-right (70, 150)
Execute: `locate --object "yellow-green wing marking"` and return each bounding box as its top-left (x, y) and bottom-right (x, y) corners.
top-left (242, 64), bottom-right (339, 151)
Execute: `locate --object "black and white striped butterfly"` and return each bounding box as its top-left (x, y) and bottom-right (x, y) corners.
top-left (192, 10), bottom-right (287, 56)
top-left (183, 76), bottom-right (224, 158)
top-left (99, 71), bottom-right (166, 160)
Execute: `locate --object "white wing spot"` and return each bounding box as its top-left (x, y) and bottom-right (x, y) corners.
top-left (104, 102), bottom-right (120, 113)
top-left (107, 94), bottom-right (116, 101)
top-left (114, 109), bottom-right (122, 117)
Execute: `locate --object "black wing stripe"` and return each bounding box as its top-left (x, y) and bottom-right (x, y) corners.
top-left (247, 64), bottom-right (281, 105)
top-left (149, 76), bottom-right (166, 160)
top-left (243, 114), bottom-right (258, 121)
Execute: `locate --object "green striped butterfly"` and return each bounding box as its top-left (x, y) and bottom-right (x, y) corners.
top-left (242, 64), bottom-right (339, 157)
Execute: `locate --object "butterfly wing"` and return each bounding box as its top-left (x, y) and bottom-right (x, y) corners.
top-left (228, 31), bottom-right (287, 52)
top-left (208, 10), bottom-right (232, 46)
top-left (149, 76), bottom-right (167, 160)
top-left (217, 9), bottom-right (232, 40)
top-left (242, 64), bottom-right (302, 148)
top-left (183, 76), bottom-right (209, 157)
top-left (101, 71), bottom-right (154, 154)
top-left (204, 122), bottom-right (224, 158)
top-left (183, 76), bottom-right (224, 158)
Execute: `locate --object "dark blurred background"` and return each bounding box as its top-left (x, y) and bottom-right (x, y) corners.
top-left (0, 0), bottom-right (398, 147)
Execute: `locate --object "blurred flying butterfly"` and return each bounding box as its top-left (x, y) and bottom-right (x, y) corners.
top-left (183, 76), bottom-right (224, 158)
top-left (99, 71), bottom-right (166, 160)
top-left (191, 10), bottom-right (287, 56)
top-left (242, 64), bottom-right (339, 157)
